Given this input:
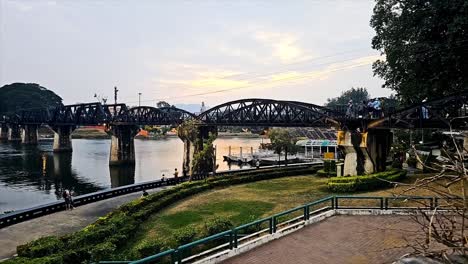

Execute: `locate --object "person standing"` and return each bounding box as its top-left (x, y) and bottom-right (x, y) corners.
top-left (373, 98), bottom-right (382, 118)
top-left (346, 100), bottom-right (354, 118)
top-left (357, 100), bottom-right (366, 119)
top-left (173, 168), bottom-right (179, 181)
top-left (367, 99), bottom-right (375, 118)
top-left (62, 189), bottom-right (73, 210)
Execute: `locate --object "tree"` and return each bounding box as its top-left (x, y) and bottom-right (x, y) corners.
top-left (371, 0), bottom-right (468, 105)
top-left (0, 83), bottom-right (63, 115)
top-left (326, 87), bottom-right (370, 108)
top-left (268, 128), bottom-right (298, 165)
top-left (156, 101), bottom-right (171, 108)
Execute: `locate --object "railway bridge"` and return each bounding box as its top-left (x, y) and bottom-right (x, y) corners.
top-left (1, 91), bottom-right (468, 176)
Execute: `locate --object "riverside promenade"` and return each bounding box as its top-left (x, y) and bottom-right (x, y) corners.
top-left (0, 186), bottom-right (170, 261)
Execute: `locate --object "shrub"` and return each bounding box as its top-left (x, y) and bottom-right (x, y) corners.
top-left (203, 217), bottom-right (233, 236)
top-left (327, 169), bottom-right (407, 192)
top-left (89, 241), bottom-right (117, 262)
top-left (173, 226), bottom-right (198, 245)
top-left (134, 239), bottom-right (167, 259)
top-left (16, 236), bottom-right (64, 258)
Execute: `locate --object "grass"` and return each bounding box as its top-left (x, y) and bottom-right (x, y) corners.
top-left (123, 173), bottom-right (438, 253)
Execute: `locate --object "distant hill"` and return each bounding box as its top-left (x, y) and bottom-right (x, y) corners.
top-left (0, 83), bottom-right (63, 115)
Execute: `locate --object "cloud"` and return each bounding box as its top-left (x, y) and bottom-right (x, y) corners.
top-left (7, 1), bottom-right (33, 12)
top-left (154, 54), bottom-right (379, 99)
top-left (254, 31), bottom-right (305, 63)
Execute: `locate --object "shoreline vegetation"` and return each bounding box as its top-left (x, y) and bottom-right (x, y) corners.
top-left (39, 128), bottom-right (263, 140)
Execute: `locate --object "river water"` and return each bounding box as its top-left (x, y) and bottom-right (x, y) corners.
top-left (0, 137), bottom-right (267, 212)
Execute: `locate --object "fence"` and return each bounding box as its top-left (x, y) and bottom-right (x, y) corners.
top-left (101, 195), bottom-right (458, 264)
top-left (0, 163), bottom-right (319, 229)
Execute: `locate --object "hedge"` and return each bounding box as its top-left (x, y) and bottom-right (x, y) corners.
top-left (327, 169), bottom-right (407, 192)
top-left (6, 165), bottom-right (318, 264)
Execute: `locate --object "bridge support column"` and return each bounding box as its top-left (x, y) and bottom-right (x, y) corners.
top-left (21, 124), bottom-right (39, 145)
top-left (8, 124), bottom-right (22, 142)
top-left (0, 124), bottom-right (8, 141)
top-left (178, 124), bottom-right (217, 177)
top-left (51, 125), bottom-right (76, 152)
top-left (338, 129), bottom-right (392, 176)
top-left (108, 125), bottom-right (140, 166)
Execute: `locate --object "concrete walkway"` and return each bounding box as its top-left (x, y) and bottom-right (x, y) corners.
top-left (0, 186), bottom-right (170, 261)
top-left (223, 215), bottom-right (423, 264)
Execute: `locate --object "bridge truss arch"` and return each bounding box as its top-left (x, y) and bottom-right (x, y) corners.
top-left (112, 106), bottom-right (195, 126)
top-left (197, 98), bottom-right (339, 127)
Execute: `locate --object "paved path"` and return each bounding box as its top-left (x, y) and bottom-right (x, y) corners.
top-left (0, 186), bottom-right (170, 261)
top-left (223, 215), bottom-right (422, 264)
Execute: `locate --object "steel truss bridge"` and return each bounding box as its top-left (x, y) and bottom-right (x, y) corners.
top-left (2, 90), bottom-right (468, 130)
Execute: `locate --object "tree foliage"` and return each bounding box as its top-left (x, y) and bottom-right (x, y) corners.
top-left (326, 87), bottom-right (370, 107)
top-left (268, 128), bottom-right (298, 163)
top-left (156, 101), bottom-right (171, 108)
top-left (371, 0), bottom-right (468, 105)
top-left (0, 83), bottom-right (63, 115)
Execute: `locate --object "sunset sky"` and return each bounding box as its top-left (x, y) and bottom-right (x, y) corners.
top-left (0, 0), bottom-right (391, 108)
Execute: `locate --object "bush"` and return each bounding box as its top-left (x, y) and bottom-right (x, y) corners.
top-left (173, 226), bottom-right (198, 245)
top-left (16, 236), bottom-right (64, 258)
top-left (11, 165), bottom-right (319, 264)
top-left (203, 217), bottom-right (233, 236)
top-left (134, 239), bottom-right (167, 259)
top-left (89, 241), bottom-right (117, 262)
top-left (327, 169), bottom-right (407, 192)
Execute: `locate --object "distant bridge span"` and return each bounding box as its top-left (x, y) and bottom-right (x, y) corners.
top-left (1, 91), bottom-right (468, 175)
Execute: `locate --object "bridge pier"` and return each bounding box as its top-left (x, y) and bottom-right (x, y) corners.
top-left (0, 124), bottom-right (8, 141)
top-left (108, 125), bottom-right (140, 166)
top-left (51, 125), bottom-right (76, 152)
top-left (178, 124), bottom-right (217, 177)
top-left (8, 124), bottom-right (22, 142)
top-left (21, 124), bottom-right (39, 145)
top-left (338, 129), bottom-right (392, 176)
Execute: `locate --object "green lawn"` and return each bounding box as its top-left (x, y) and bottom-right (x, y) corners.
top-left (123, 174), bottom-right (430, 253)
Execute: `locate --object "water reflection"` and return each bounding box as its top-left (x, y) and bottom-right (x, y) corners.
top-left (0, 137), bottom-right (265, 212)
top-left (109, 166), bottom-right (135, 188)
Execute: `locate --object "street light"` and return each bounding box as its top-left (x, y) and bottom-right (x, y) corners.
top-left (138, 93), bottom-right (142, 107)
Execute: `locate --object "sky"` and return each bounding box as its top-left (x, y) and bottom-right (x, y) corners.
top-left (0, 0), bottom-right (391, 108)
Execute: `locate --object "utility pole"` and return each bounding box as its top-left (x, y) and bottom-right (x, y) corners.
top-left (138, 92), bottom-right (142, 107)
top-left (114, 86), bottom-right (119, 105)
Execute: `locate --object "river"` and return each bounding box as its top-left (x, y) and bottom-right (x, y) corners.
top-left (0, 137), bottom-right (268, 212)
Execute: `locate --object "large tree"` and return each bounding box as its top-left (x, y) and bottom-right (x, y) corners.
top-left (326, 87), bottom-right (370, 107)
top-left (371, 0), bottom-right (468, 105)
top-left (0, 83), bottom-right (63, 115)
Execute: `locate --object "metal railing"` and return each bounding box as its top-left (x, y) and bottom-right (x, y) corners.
top-left (100, 195), bottom-right (455, 264)
top-left (0, 163), bottom-right (318, 229)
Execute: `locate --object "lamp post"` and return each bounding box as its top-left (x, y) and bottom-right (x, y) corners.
top-left (138, 93), bottom-right (142, 107)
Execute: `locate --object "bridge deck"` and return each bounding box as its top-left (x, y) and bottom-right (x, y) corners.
top-left (222, 215), bottom-right (422, 264)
